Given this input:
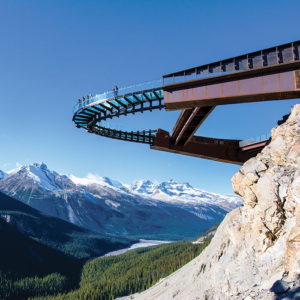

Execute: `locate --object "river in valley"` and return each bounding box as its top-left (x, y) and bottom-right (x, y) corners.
top-left (102, 239), bottom-right (172, 257)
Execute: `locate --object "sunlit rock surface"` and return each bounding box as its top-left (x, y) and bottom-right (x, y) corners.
top-left (120, 103), bottom-right (300, 300)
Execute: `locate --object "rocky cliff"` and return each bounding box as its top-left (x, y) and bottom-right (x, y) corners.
top-left (122, 103), bottom-right (300, 300)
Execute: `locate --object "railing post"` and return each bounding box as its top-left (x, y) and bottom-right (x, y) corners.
top-left (292, 42), bottom-right (295, 61)
top-left (247, 54), bottom-right (249, 69)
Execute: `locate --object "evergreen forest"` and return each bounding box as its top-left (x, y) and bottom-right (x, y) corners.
top-left (0, 241), bottom-right (210, 300)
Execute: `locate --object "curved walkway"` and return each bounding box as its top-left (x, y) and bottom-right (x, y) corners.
top-left (72, 80), bottom-right (164, 144)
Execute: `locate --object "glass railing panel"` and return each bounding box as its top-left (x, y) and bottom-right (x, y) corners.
top-left (209, 63), bottom-right (221, 75)
top-left (278, 45), bottom-right (293, 63)
top-left (263, 50), bottom-right (278, 66)
top-left (222, 59), bottom-right (234, 72)
top-left (236, 56), bottom-right (248, 70)
top-left (196, 66), bottom-right (209, 79)
top-left (185, 69), bottom-right (196, 81)
top-left (164, 76), bottom-right (173, 85)
top-left (249, 52), bottom-right (263, 69)
top-left (239, 133), bottom-right (271, 147)
top-left (174, 72), bottom-right (184, 83)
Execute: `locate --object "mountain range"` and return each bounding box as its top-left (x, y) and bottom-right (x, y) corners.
top-left (0, 190), bottom-right (134, 259)
top-left (0, 163), bottom-right (243, 240)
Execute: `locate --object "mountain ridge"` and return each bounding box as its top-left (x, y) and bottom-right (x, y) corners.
top-left (0, 190), bottom-right (134, 259)
top-left (0, 162), bottom-right (242, 240)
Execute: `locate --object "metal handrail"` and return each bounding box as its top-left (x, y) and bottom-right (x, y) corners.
top-left (239, 133), bottom-right (271, 147)
top-left (73, 78), bottom-right (162, 114)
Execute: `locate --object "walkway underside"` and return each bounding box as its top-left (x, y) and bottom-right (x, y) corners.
top-left (90, 126), bottom-right (155, 144)
top-left (152, 130), bottom-right (268, 165)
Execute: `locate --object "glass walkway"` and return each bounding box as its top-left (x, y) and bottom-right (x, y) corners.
top-left (72, 79), bottom-right (164, 144)
top-left (72, 40), bottom-right (298, 159)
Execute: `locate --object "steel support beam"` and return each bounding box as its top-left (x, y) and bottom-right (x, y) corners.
top-left (171, 106), bottom-right (215, 146)
top-left (151, 129), bottom-right (267, 165)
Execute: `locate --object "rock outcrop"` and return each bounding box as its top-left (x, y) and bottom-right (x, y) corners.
top-left (120, 103), bottom-right (300, 300)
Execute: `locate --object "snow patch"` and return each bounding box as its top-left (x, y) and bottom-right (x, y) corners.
top-left (105, 200), bottom-right (120, 210)
top-left (27, 164), bottom-right (62, 191)
top-left (67, 205), bottom-right (76, 223)
top-left (68, 173), bottom-right (124, 190)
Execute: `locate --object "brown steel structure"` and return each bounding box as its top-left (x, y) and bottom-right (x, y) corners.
top-left (163, 64), bottom-right (300, 110)
top-left (151, 130), bottom-right (268, 165)
top-left (163, 41), bottom-right (300, 110)
top-left (151, 41), bottom-right (300, 164)
top-left (73, 41), bottom-right (299, 165)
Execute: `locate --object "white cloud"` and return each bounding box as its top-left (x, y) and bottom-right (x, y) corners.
top-left (15, 162), bottom-right (22, 168)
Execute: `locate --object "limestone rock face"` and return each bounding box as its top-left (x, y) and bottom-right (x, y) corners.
top-left (123, 103), bottom-right (300, 300)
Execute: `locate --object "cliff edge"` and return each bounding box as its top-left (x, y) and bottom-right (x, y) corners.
top-left (120, 103), bottom-right (300, 300)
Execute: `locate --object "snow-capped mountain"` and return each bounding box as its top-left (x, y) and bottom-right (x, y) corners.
top-left (0, 163), bottom-right (242, 240)
top-left (128, 179), bottom-right (243, 221)
top-left (129, 179), bottom-right (242, 208)
top-left (6, 162), bottom-right (75, 192)
top-left (129, 180), bottom-right (156, 195)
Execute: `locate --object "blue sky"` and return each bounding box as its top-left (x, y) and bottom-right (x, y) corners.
top-left (0, 0), bottom-right (299, 194)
